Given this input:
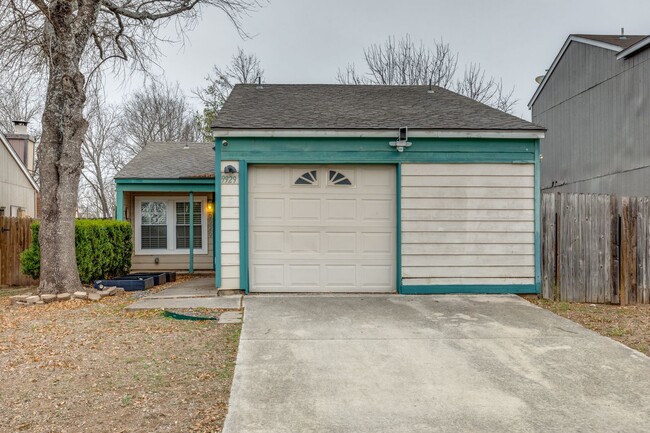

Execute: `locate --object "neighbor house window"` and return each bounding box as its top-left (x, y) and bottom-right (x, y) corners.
top-left (140, 201), bottom-right (167, 249)
top-left (135, 197), bottom-right (208, 255)
top-left (176, 202), bottom-right (202, 249)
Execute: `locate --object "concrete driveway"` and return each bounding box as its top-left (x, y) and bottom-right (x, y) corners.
top-left (223, 295), bottom-right (650, 433)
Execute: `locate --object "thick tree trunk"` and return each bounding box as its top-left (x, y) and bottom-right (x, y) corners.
top-left (37, 8), bottom-right (90, 294)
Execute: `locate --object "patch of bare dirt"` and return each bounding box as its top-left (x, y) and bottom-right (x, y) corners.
top-left (0, 287), bottom-right (240, 433)
top-left (523, 295), bottom-right (650, 357)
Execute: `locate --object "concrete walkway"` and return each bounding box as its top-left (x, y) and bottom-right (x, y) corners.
top-left (126, 277), bottom-right (241, 310)
top-left (223, 294), bottom-right (650, 433)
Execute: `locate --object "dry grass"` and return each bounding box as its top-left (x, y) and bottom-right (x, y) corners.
top-left (523, 295), bottom-right (650, 356)
top-left (0, 289), bottom-right (241, 433)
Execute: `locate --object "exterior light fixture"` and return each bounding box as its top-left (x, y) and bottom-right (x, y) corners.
top-left (224, 165), bottom-right (238, 174)
top-left (206, 199), bottom-right (215, 215)
top-left (389, 126), bottom-right (412, 152)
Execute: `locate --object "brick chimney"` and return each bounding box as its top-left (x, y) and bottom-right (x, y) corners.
top-left (6, 120), bottom-right (35, 173)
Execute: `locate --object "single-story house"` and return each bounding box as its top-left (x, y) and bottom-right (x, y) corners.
top-left (115, 84), bottom-right (545, 294)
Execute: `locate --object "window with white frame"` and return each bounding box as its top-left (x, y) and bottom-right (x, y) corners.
top-left (135, 197), bottom-right (208, 255)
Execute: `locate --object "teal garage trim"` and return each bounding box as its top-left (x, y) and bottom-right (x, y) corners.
top-left (534, 139), bottom-right (542, 294)
top-left (239, 160), bottom-right (250, 294)
top-left (220, 137), bottom-right (536, 164)
top-left (214, 138), bottom-right (222, 288)
top-left (395, 163), bottom-right (402, 294)
top-left (400, 285), bottom-right (537, 295)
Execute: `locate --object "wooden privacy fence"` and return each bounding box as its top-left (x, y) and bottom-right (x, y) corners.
top-left (542, 192), bottom-right (650, 304)
top-left (0, 216), bottom-right (37, 286)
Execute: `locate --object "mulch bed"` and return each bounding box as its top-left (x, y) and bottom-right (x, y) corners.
top-left (0, 282), bottom-right (240, 433)
top-left (523, 295), bottom-right (650, 357)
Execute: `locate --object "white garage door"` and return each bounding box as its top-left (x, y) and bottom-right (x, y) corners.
top-left (249, 165), bottom-right (396, 292)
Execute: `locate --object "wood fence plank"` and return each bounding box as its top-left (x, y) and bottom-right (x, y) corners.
top-left (611, 195), bottom-right (619, 304)
top-left (542, 193), bottom-right (556, 300)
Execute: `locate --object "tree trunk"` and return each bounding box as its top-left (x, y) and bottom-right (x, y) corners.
top-left (37, 12), bottom-right (89, 294)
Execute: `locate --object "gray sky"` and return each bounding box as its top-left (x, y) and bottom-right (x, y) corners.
top-left (109, 0), bottom-right (650, 120)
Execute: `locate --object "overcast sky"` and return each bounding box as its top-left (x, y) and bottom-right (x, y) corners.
top-left (108, 0), bottom-right (650, 120)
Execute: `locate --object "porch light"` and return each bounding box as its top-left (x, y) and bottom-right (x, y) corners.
top-left (206, 199), bottom-right (214, 215)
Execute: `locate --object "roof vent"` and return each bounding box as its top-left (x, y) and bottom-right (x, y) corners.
top-left (256, 76), bottom-right (263, 89)
top-left (620, 27), bottom-right (627, 40)
top-left (427, 79), bottom-right (434, 93)
top-left (183, 142), bottom-right (190, 149)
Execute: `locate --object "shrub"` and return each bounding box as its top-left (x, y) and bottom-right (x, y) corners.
top-left (20, 219), bottom-right (133, 283)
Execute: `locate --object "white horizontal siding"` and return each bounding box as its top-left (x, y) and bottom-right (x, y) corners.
top-left (401, 163), bottom-right (535, 286)
top-left (221, 160), bottom-right (240, 288)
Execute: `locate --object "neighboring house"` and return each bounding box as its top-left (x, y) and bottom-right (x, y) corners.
top-left (530, 33), bottom-right (650, 195)
top-left (0, 121), bottom-right (39, 218)
top-left (116, 84), bottom-right (545, 294)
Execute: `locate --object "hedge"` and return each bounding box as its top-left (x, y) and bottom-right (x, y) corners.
top-left (20, 219), bottom-right (133, 283)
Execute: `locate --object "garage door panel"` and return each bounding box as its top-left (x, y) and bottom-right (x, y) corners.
top-left (325, 199), bottom-right (357, 220)
top-left (324, 265), bottom-right (356, 287)
top-left (287, 232), bottom-right (320, 253)
top-left (325, 232), bottom-right (357, 253)
top-left (289, 198), bottom-right (321, 220)
top-left (360, 232), bottom-right (393, 254)
top-left (252, 264), bottom-right (284, 288)
top-left (288, 265), bottom-right (321, 286)
top-left (249, 165), bottom-right (395, 293)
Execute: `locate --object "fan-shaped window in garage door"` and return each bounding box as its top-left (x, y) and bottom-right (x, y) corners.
top-left (294, 170), bottom-right (318, 185)
top-left (328, 170), bottom-right (352, 186)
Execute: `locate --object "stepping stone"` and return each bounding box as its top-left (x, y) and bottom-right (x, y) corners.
top-left (26, 295), bottom-right (40, 304)
top-left (73, 291), bottom-right (88, 300)
top-left (88, 293), bottom-right (101, 301)
top-left (41, 294), bottom-right (56, 303)
top-left (57, 293), bottom-right (71, 301)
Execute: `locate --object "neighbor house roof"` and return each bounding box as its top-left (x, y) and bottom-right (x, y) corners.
top-left (529, 33), bottom-right (649, 108)
top-left (0, 131), bottom-right (39, 191)
top-left (114, 142), bottom-right (214, 179)
top-left (573, 34), bottom-right (647, 50)
top-left (212, 84), bottom-right (544, 133)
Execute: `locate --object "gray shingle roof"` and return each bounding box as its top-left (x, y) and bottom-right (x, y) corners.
top-left (212, 84), bottom-right (543, 131)
top-left (115, 142), bottom-right (214, 179)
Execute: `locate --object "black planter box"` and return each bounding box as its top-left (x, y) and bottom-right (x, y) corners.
top-left (128, 272), bottom-right (167, 285)
top-left (94, 276), bottom-right (155, 291)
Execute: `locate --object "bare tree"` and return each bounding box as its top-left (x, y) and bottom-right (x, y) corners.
top-left (0, 73), bottom-right (44, 136)
top-left (0, 0), bottom-right (256, 294)
top-left (456, 63), bottom-right (516, 113)
top-left (338, 34), bottom-right (516, 113)
top-left (122, 80), bottom-right (203, 156)
top-left (194, 47), bottom-right (263, 138)
top-left (79, 86), bottom-right (121, 219)
top-left (337, 35), bottom-right (458, 88)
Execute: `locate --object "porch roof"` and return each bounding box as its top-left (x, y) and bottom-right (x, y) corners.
top-left (115, 142), bottom-right (214, 180)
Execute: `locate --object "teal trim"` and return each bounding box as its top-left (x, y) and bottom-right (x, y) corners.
top-left (115, 178), bottom-right (215, 185)
top-left (116, 184), bottom-right (124, 221)
top-left (215, 139), bottom-right (222, 288)
top-left (400, 284), bottom-right (538, 295)
top-left (534, 139), bottom-right (542, 294)
top-left (189, 191), bottom-right (194, 274)
top-left (396, 163), bottom-right (402, 294)
top-left (116, 184), bottom-right (215, 192)
top-left (221, 137), bottom-right (536, 164)
top-left (239, 161), bottom-right (249, 294)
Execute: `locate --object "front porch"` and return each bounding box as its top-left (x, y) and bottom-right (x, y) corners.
top-left (116, 178), bottom-right (217, 275)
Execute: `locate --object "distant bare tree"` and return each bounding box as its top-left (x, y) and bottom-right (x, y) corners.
top-left (122, 80), bottom-right (203, 156)
top-left (0, 0), bottom-right (256, 294)
top-left (338, 34), bottom-right (516, 113)
top-left (337, 35), bottom-right (458, 88)
top-left (79, 86), bottom-right (121, 219)
top-left (0, 73), bottom-right (44, 136)
top-left (456, 63), bottom-right (516, 113)
top-left (195, 47), bottom-right (264, 138)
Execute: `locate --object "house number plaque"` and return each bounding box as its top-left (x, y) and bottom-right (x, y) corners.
top-left (221, 174), bottom-right (239, 185)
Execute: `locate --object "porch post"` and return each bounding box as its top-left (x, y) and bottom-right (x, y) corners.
top-left (116, 184), bottom-right (124, 221)
top-left (189, 191), bottom-right (194, 274)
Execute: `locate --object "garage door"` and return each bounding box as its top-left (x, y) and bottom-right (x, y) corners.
top-left (249, 165), bottom-right (396, 292)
